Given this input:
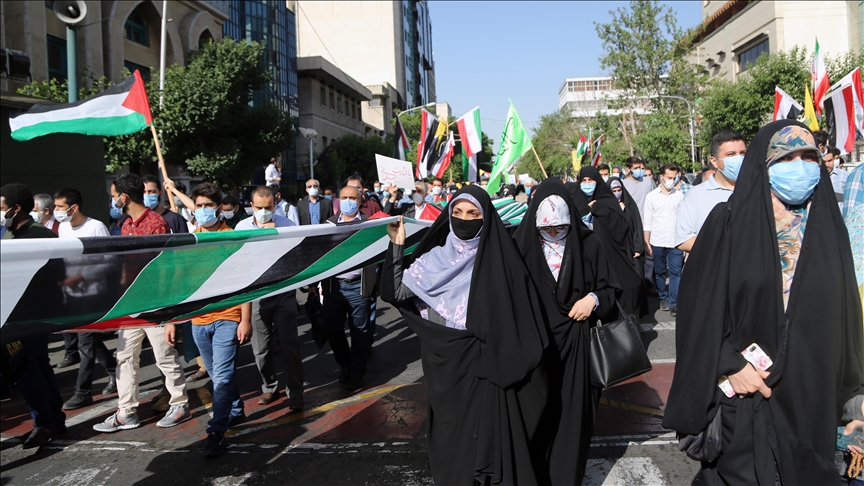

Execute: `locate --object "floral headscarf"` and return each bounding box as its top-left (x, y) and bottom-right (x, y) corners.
top-left (535, 195), bottom-right (570, 280)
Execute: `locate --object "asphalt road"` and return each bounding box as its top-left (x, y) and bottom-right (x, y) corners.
top-left (1, 291), bottom-right (699, 485)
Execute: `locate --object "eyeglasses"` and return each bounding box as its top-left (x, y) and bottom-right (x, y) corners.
top-left (539, 225), bottom-right (568, 233)
top-left (306, 184), bottom-right (319, 188)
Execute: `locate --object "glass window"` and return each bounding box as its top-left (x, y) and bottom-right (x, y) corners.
top-left (124, 60), bottom-right (150, 82)
top-left (125, 9), bottom-right (149, 46)
top-left (338, 94), bottom-right (342, 114)
top-left (47, 34), bottom-right (67, 82)
top-left (320, 85), bottom-right (326, 106)
top-left (738, 39), bottom-right (769, 71)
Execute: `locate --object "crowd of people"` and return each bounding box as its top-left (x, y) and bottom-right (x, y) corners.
top-left (1, 120), bottom-right (862, 484)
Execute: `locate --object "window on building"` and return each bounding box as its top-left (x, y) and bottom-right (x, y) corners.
top-left (47, 35), bottom-right (67, 82)
top-left (322, 136), bottom-right (328, 147)
top-left (124, 60), bottom-right (150, 82)
top-left (738, 39), bottom-right (769, 72)
top-left (125, 9), bottom-right (149, 46)
top-left (320, 85), bottom-right (326, 106)
top-left (329, 89), bottom-right (335, 110)
top-left (337, 94), bottom-right (343, 114)
top-left (350, 102), bottom-right (355, 119)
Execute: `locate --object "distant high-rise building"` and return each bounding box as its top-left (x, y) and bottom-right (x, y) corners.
top-left (295, 0), bottom-right (436, 135)
top-left (223, 0), bottom-right (299, 181)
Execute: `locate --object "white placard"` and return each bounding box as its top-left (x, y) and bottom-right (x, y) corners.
top-left (519, 173), bottom-right (530, 182)
top-left (375, 154), bottom-right (415, 191)
top-left (508, 174), bottom-right (517, 185)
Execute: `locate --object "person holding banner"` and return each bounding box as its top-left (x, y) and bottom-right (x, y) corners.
top-left (381, 185), bottom-right (549, 485)
top-left (514, 178), bottom-right (619, 485)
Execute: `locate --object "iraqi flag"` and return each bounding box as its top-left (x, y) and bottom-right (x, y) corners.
top-left (772, 86), bottom-right (803, 121)
top-left (811, 38), bottom-right (830, 115)
top-left (824, 68), bottom-right (864, 155)
top-left (394, 116), bottom-right (410, 160)
top-left (591, 134), bottom-right (605, 167)
top-left (10, 70), bottom-right (152, 141)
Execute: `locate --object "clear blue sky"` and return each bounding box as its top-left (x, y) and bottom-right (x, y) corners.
top-left (429, 1), bottom-right (703, 140)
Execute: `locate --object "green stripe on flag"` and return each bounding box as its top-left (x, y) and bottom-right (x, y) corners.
top-left (10, 113), bottom-right (149, 141)
top-left (99, 239), bottom-right (246, 321)
top-left (170, 224), bottom-right (390, 320)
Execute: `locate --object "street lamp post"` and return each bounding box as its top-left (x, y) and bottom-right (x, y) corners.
top-left (298, 127), bottom-right (318, 180)
top-left (397, 101), bottom-right (436, 119)
top-left (650, 95), bottom-right (695, 166)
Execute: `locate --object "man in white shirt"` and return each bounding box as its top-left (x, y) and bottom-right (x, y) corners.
top-left (642, 164), bottom-right (685, 316)
top-left (52, 188), bottom-right (117, 411)
top-left (675, 130), bottom-right (745, 252)
top-left (824, 146), bottom-right (848, 200)
top-left (234, 187), bottom-right (305, 411)
top-left (268, 184), bottom-right (299, 225)
top-left (265, 158), bottom-right (281, 186)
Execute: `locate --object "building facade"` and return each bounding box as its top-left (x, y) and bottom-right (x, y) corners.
top-left (692, 0), bottom-right (862, 82)
top-left (558, 76), bottom-right (653, 120)
top-left (295, 0), bottom-right (436, 136)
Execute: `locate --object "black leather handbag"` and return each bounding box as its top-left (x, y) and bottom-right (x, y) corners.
top-left (678, 404), bottom-right (723, 462)
top-left (589, 300), bottom-right (652, 388)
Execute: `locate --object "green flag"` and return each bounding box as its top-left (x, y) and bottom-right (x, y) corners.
top-left (487, 100), bottom-right (532, 196)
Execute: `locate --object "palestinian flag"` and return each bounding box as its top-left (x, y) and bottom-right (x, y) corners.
top-left (811, 38), bottom-right (830, 114)
top-left (415, 203), bottom-right (442, 222)
top-left (573, 133), bottom-right (587, 171)
top-left (462, 144), bottom-right (478, 183)
top-left (773, 86), bottom-right (803, 121)
top-left (395, 116), bottom-right (410, 160)
top-left (10, 70), bottom-right (152, 141)
top-left (591, 134), bottom-right (605, 167)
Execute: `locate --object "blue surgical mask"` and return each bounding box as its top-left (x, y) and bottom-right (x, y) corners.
top-left (632, 169), bottom-right (645, 179)
top-left (768, 159), bottom-right (820, 206)
top-left (381, 191), bottom-right (390, 199)
top-left (109, 205), bottom-right (123, 220)
top-left (340, 198), bottom-right (358, 215)
top-left (720, 155), bottom-right (744, 181)
top-left (143, 194), bottom-right (159, 210)
top-left (324, 195), bottom-right (333, 200)
top-left (580, 182), bottom-right (596, 197)
top-left (525, 186), bottom-right (532, 195)
top-left (194, 207), bottom-right (219, 227)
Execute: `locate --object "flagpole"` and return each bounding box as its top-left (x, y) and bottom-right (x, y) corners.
top-left (530, 146), bottom-right (549, 179)
top-left (150, 124), bottom-right (177, 211)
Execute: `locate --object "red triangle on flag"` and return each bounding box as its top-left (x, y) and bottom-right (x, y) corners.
top-left (122, 70), bottom-right (153, 125)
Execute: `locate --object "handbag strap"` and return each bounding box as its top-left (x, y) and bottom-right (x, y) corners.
top-left (615, 299), bottom-right (629, 318)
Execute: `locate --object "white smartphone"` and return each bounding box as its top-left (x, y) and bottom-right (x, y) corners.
top-left (718, 343), bottom-right (773, 398)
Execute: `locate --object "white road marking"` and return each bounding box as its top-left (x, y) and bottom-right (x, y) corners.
top-left (650, 358), bottom-right (676, 364)
top-left (37, 466), bottom-right (103, 486)
top-left (584, 457), bottom-right (666, 485)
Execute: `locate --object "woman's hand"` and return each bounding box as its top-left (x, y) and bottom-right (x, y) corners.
top-left (164, 323), bottom-right (176, 346)
top-left (728, 363), bottom-right (772, 398)
top-left (843, 419), bottom-right (864, 454)
top-left (387, 216), bottom-right (406, 245)
top-left (588, 200), bottom-right (596, 207)
top-left (619, 202), bottom-right (626, 211)
top-left (568, 295), bottom-right (595, 321)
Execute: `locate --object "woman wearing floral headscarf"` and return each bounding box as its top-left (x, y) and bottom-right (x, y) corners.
top-left (514, 178), bottom-right (620, 484)
top-left (665, 120), bottom-right (863, 485)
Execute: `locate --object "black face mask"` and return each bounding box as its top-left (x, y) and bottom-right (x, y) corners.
top-left (451, 217), bottom-right (483, 241)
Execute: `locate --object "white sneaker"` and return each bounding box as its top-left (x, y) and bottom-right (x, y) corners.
top-left (93, 412), bottom-right (140, 433)
top-left (157, 404), bottom-right (191, 428)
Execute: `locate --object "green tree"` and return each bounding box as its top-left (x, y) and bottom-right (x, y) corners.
top-left (315, 135), bottom-right (392, 189)
top-left (516, 110), bottom-right (579, 180)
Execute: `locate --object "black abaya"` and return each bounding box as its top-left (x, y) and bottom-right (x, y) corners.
top-left (663, 120), bottom-right (864, 485)
top-left (609, 176), bottom-right (649, 318)
top-left (514, 178), bottom-right (620, 485)
top-left (573, 167), bottom-right (646, 318)
top-left (381, 185), bottom-right (550, 485)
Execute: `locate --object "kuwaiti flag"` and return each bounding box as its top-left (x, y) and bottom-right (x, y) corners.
top-left (10, 70), bottom-right (152, 141)
top-left (394, 116), bottom-right (410, 161)
top-left (823, 68), bottom-right (864, 155)
top-left (456, 107), bottom-right (482, 159)
top-left (772, 86), bottom-right (803, 121)
top-left (811, 38), bottom-right (830, 115)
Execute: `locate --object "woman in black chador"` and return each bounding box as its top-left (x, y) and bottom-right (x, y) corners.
top-left (664, 120), bottom-right (864, 485)
top-left (572, 166), bottom-right (647, 318)
top-left (513, 178), bottom-right (619, 484)
top-left (381, 185), bottom-right (550, 485)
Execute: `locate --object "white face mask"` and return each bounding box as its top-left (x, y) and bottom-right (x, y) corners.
top-left (54, 208), bottom-right (73, 223)
top-left (602, 176), bottom-right (609, 182)
top-left (222, 210), bottom-right (235, 220)
top-left (30, 211), bottom-right (40, 221)
top-left (0, 208), bottom-right (17, 227)
top-left (254, 208), bottom-right (273, 224)
top-left (663, 178), bottom-right (676, 190)
top-left (432, 186), bottom-right (442, 196)
top-left (308, 187), bottom-right (319, 198)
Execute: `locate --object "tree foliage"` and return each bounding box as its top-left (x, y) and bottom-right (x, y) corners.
top-left (18, 38), bottom-right (293, 188)
top-left (516, 110), bottom-right (580, 180)
top-left (315, 135), bottom-right (392, 189)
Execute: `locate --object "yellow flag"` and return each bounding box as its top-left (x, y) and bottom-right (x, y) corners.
top-left (804, 85), bottom-right (820, 131)
top-left (571, 149), bottom-right (581, 172)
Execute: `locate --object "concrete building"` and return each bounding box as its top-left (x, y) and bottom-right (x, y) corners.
top-left (295, 56), bottom-right (371, 179)
top-left (691, 0), bottom-right (862, 81)
top-left (558, 76), bottom-right (652, 119)
top-left (295, 0), bottom-right (435, 135)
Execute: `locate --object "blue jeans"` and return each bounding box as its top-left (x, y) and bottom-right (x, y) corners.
top-left (652, 246), bottom-right (683, 308)
top-left (10, 337), bottom-right (66, 429)
top-left (191, 320), bottom-right (244, 434)
top-left (322, 279), bottom-right (372, 379)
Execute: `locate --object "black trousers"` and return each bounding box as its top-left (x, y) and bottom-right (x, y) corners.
top-left (74, 332), bottom-right (117, 394)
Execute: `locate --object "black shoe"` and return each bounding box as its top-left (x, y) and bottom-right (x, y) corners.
top-left (57, 354), bottom-right (80, 368)
top-left (102, 376), bottom-right (117, 395)
top-left (62, 392), bottom-right (93, 410)
top-left (22, 426), bottom-right (60, 449)
top-left (670, 307), bottom-right (677, 317)
top-left (203, 432), bottom-right (226, 458)
top-left (338, 368), bottom-right (350, 384)
top-left (227, 413), bottom-right (247, 428)
top-left (341, 376), bottom-right (363, 391)
top-left (659, 300), bottom-right (669, 311)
